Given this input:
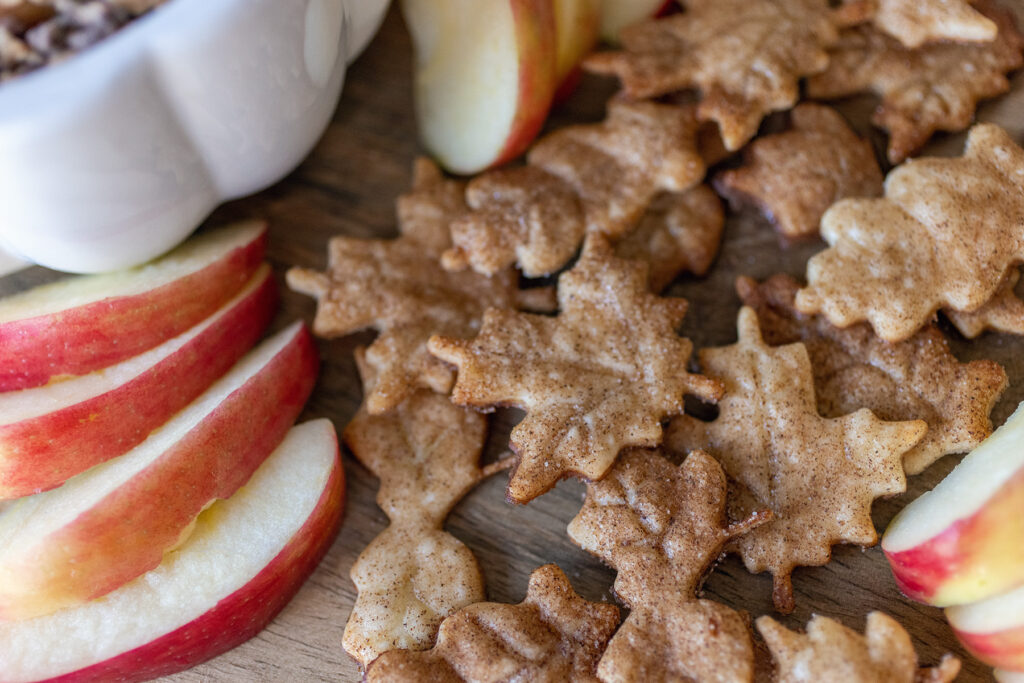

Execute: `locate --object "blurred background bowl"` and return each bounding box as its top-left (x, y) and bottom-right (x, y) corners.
top-left (0, 0), bottom-right (389, 274)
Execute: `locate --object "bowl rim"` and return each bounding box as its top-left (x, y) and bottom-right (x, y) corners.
top-left (0, 0), bottom-right (266, 116)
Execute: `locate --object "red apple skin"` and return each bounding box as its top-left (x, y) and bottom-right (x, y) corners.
top-left (36, 438), bottom-right (345, 683)
top-left (884, 465), bottom-right (1024, 606)
top-left (0, 269), bottom-right (277, 500)
top-left (0, 224), bottom-right (266, 393)
top-left (0, 324), bottom-right (319, 620)
top-left (953, 622), bottom-right (1024, 671)
top-left (488, 0), bottom-right (559, 169)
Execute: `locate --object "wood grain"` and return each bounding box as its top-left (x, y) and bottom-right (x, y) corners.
top-left (3, 4), bottom-right (1024, 681)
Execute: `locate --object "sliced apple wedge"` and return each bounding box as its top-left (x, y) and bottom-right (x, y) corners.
top-left (947, 582), bottom-right (1024, 672)
top-left (0, 221), bottom-right (266, 393)
top-left (402, 0), bottom-right (559, 174)
top-left (553, 0), bottom-right (600, 101)
top-left (599, 0), bottom-right (671, 43)
top-left (883, 401), bottom-right (1024, 606)
top-left (0, 264), bottom-right (277, 500)
top-left (0, 419), bottom-right (344, 683)
top-left (0, 321), bottom-right (318, 621)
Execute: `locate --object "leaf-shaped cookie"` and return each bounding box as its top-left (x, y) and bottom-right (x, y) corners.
top-left (287, 159), bottom-right (544, 414)
top-left (584, 0), bottom-right (839, 150)
top-left (396, 157), bottom-right (472, 257)
top-left (365, 564), bottom-right (621, 683)
top-left (796, 123), bottom-right (1024, 342)
top-left (429, 236), bottom-right (723, 503)
top-left (757, 612), bottom-right (961, 682)
top-left (715, 104), bottom-right (883, 241)
top-left (344, 525), bottom-right (485, 669)
top-left (808, 0), bottom-right (1024, 163)
top-left (738, 274), bottom-right (1007, 475)
top-left (527, 100), bottom-right (706, 238)
top-left (613, 185), bottom-right (724, 292)
top-left (444, 166), bottom-right (585, 278)
top-left (668, 308), bottom-right (927, 612)
top-left (838, 0), bottom-right (998, 48)
top-left (342, 350), bottom-right (502, 667)
top-left (568, 449), bottom-right (769, 682)
top-left (944, 268), bottom-right (1024, 338)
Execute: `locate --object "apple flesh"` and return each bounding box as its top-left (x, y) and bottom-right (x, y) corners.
top-left (599, 0), bottom-right (672, 43)
top-left (883, 401), bottom-right (1024, 606)
top-left (0, 419), bottom-right (344, 683)
top-left (0, 221), bottom-right (266, 393)
top-left (402, 0), bottom-right (559, 174)
top-left (553, 0), bottom-right (600, 102)
top-left (0, 321), bottom-right (318, 621)
top-left (947, 581), bottom-right (1024, 672)
top-left (0, 264), bottom-right (277, 500)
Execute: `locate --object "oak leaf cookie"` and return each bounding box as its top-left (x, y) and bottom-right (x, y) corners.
top-left (342, 350), bottom-right (508, 668)
top-left (584, 0), bottom-right (840, 150)
top-left (796, 123), bottom-right (1024, 342)
top-left (429, 236), bottom-right (722, 503)
top-left (568, 448), bottom-right (769, 682)
top-left (808, 0), bottom-right (1024, 162)
top-left (287, 159), bottom-right (549, 414)
top-left (365, 564), bottom-right (620, 682)
top-left (613, 185), bottom-right (724, 292)
top-left (527, 100), bottom-right (706, 238)
top-left (715, 104), bottom-right (882, 242)
top-left (668, 307), bottom-right (927, 612)
top-left (837, 0), bottom-right (997, 48)
top-left (944, 268), bottom-right (1024, 338)
top-left (739, 274), bottom-right (1006, 475)
top-left (757, 612), bottom-right (961, 682)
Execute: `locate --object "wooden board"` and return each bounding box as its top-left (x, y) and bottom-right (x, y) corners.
top-left (4, 5), bottom-right (1024, 681)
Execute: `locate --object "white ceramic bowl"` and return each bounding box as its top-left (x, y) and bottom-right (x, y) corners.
top-left (0, 0), bottom-right (390, 273)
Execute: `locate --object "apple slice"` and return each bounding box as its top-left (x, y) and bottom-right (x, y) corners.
top-left (947, 581), bottom-right (1024, 671)
top-left (0, 264), bottom-right (278, 500)
top-left (599, 0), bottom-right (672, 43)
top-left (0, 221), bottom-right (266, 393)
top-left (883, 401), bottom-right (1024, 606)
top-left (402, 0), bottom-right (559, 174)
top-left (997, 669), bottom-right (1024, 682)
top-left (0, 321), bottom-right (319, 621)
top-left (0, 419), bottom-right (344, 683)
top-left (553, 0), bottom-right (600, 101)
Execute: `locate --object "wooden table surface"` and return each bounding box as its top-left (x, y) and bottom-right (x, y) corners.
top-left (4, 5), bottom-right (1024, 681)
